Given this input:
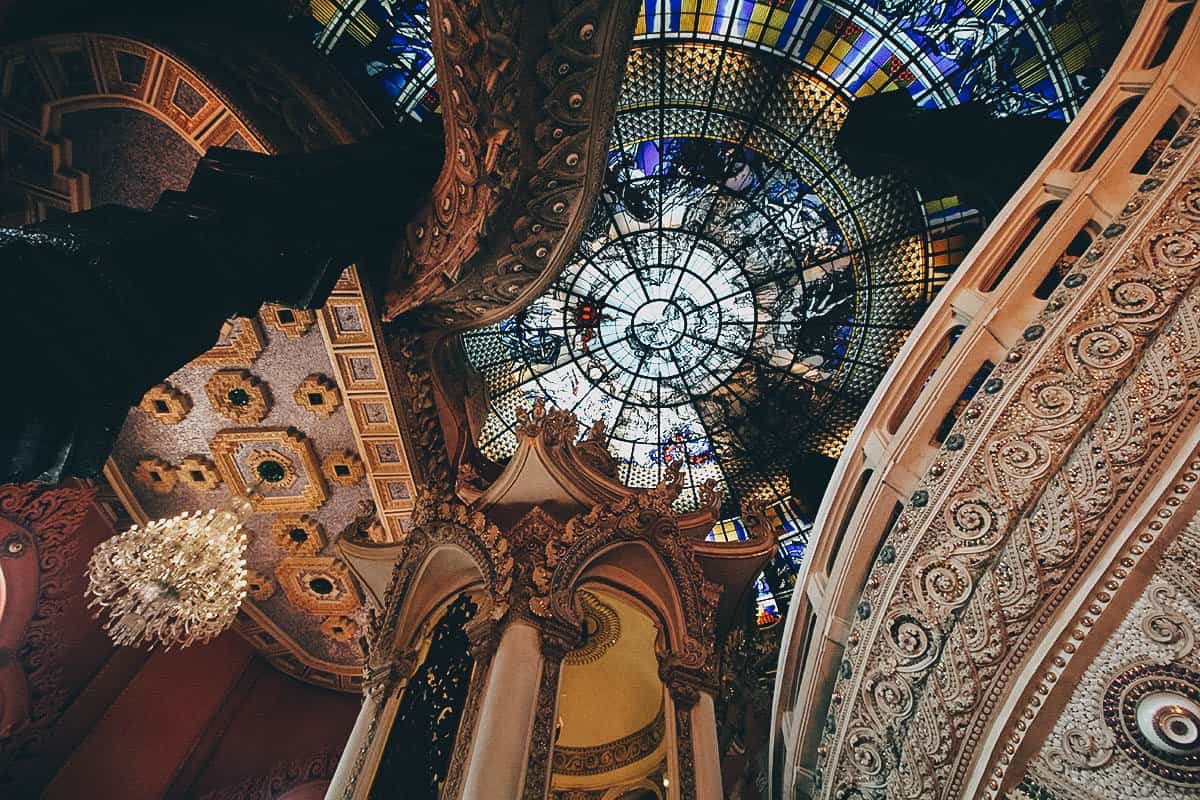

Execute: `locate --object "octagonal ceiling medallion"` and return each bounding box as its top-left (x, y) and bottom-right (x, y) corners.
top-left (276, 556), bottom-right (360, 615)
top-left (210, 427), bottom-right (327, 512)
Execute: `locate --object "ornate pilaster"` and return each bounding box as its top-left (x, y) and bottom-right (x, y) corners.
top-left (520, 626), bottom-right (577, 800)
top-left (671, 691), bottom-right (699, 800)
top-left (331, 648), bottom-right (417, 800)
top-left (440, 621), bottom-right (502, 800)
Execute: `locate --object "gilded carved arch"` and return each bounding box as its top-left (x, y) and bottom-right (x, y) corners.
top-left (369, 496), bottom-right (514, 688)
top-left (528, 466), bottom-right (722, 690)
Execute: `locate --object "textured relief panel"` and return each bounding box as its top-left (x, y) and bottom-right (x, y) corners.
top-left (110, 299), bottom-right (377, 676)
top-left (1014, 518), bottom-right (1200, 799)
top-left (551, 704), bottom-right (664, 775)
top-left (383, 0), bottom-right (640, 329)
top-left (906, 259), bottom-right (1200, 799)
top-left (818, 113), bottom-right (1200, 799)
top-left (191, 317), bottom-right (264, 366)
top-left (137, 383), bottom-right (192, 424)
top-left (210, 428), bottom-right (328, 512)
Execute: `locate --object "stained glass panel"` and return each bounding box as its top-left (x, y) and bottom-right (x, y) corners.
top-left (460, 0), bottom-right (1124, 521)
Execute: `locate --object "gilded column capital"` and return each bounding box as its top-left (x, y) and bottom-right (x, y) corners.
top-left (362, 647), bottom-right (417, 698)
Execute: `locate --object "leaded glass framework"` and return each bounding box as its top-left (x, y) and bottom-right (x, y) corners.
top-left (462, 0), bottom-right (1125, 517)
top-left (302, 0), bottom-right (437, 121)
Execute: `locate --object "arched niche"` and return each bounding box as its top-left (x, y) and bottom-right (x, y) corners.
top-left (552, 586), bottom-right (669, 798)
top-left (387, 541), bottom-right (490, 655)
top-left (572, 541), bottom-right (692, 659)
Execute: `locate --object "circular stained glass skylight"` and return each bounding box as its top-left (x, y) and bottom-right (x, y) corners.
top-left (460, 0), bottom-right (1125, 513)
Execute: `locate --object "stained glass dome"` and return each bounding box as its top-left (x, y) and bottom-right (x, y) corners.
top-left (460, 0), bottom-right (1121, 516)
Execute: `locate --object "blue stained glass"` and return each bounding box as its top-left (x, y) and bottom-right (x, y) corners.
top-left (460, 0), bottom-right (1123, 523)
top-left (634, 0), bottom-right (1114, 119)
top-left (301, 0), bottom-right (437, 122)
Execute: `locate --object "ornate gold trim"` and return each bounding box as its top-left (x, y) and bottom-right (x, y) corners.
top-left (261, 303), bottom-right (315, 338)
top-left (276, 556), bottom-right (361, 615)
top-left (137, 382), bottom-right (192, 424)
top-left (564, 590), bottom-right (621, 666)
top-left (246, 569), bottom-right (276, 601)
top-left (133, 456), bottom-right (176, 494)
top-left (294, 374), bottom-right (342, 418)
top-left (177, 455), bottom-right (221, 491)
top-left (322, 450), bottom-right (365, 487)
top-left (210, 428), bottom-right (327, 513)
top-left (192, 317), bottom-right (264, 366)
top-left (206, 369), bottom-right (272, 424)
top-left (272, 514), bottom-right (327, 556)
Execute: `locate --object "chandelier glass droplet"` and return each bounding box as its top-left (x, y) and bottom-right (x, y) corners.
top-left (86, 508), bottom-right (249, 649)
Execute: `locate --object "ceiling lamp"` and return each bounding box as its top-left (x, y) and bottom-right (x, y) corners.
top-left (86, 505), bottom-right (249, 649)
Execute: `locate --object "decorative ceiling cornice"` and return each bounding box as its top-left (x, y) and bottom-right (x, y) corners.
top-left (816, 112), bottom-right (1200, 799)
top-left (995, 449), bottom-right (1200, 800)
top-left (552, 703), bottom-right (665, 776)
top-left (381, 0), bottom-right (640, 330)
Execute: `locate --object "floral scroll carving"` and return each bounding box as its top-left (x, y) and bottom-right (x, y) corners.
top-left (0, 483), bottom-right (96, 781)
top-left (819, 113), bottom-right (1200, 799)
top-left (382, 0), bottom-right (641, 330)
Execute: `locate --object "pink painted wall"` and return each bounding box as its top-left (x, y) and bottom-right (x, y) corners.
top-left (186, 666), bottom-right (359, 796)
top-left (43, 633), bottom-right (255, 800)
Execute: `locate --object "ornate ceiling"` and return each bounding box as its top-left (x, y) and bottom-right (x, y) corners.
top-left (1006, 515), bottom-right (1200, 799)
top-left (108, 269), bottom-right (414, 688)
top-left (816, 109), bottom-right (1200, 800)
top-left (457, 0), bottom-right (1124, 515)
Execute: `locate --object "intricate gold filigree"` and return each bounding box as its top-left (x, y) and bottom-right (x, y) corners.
top-left (133, 457), bottom-right (176, 494)
top-left (210, 428), bottom-right (327, 513)
top-left (261, 303), bottom-right (315, 338)
top-left (177, 455), bottom-right (221, 492)
top-left (137, 383), bottom-right (192, 425)
top-left (206, 369), bottom-right (271, 424)
top-left (276, 556), bottom-right (360, 615)
top-left (322, 450), bottom-right (365, 486)
top-left (272, 514), bottom-right (326, 556)
top-left (294, 374), bottom-right (341, 418)
top-left (192, 317), bottom-right (264, 366)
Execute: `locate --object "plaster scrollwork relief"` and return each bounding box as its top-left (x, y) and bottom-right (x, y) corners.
top-left (0, 483), bottom-right (95, 780)
top-left (1011, 515), bottom-right (1200, 800)
top-left (382, 0), bottom-right (640, 329)
top-left (818, 112), bottom-right (1200, 800)
top-left (1142, 583), bottom-right (1196, 661)
top-left (523, 657), bottom-right (566, 800)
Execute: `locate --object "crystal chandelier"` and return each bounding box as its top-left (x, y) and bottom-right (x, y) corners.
top-left (86, 506), bottom-right (249, 649)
